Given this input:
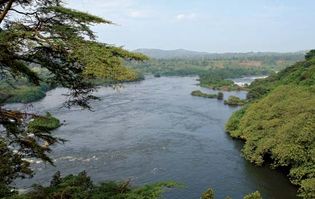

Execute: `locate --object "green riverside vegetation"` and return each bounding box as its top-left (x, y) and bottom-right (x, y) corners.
top-left (191, 90), bottom-right (218, 98)
top-left (0, 0), bottom-right (312, 198)
top-left (128, 52), bottom-right (303, 77)
top-left (28, 112), bottom-right (61, 131)
top-left (0, 69), bottom-right (144, 104)
top-left (201, 188), bottom-right (262, 199)
top-left (0, 0), bottom-right (149, 198)
top-left (224, 96), bottom-right (247, 106)
top-left (198, 67), bottom-right (268, 91)
top-left (225, 50), bottom-right (315, 198)
top-left (6, 171), bottom-right (177, 199)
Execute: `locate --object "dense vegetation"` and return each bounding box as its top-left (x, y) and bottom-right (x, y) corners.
top-left (191, 90), bottom-right (218, 98)
top-left (5, 172), bottom-right (177, 199)
top-left (224, 96), bottom-right (247, 106)
top-left (0, 66), bottom-right (144, 104)
top-left (28, 112), bottom-right (61, 131)
top-left (135, 48), bottom-right (305, 61)
top-left (129, 51), bottom-right (303, 91)
top-left (129, 52), bottom-right (304, 76)
top-left (0, 0), bottom-right (147, 197)
top-left (201, 188), bottom-right (262, 199)
top-left (225, 50), bottom-right (315, 198)
top-left (0, 0), bottom-right (311, 198)
top-left (198, 67), bottom-right (269, 91)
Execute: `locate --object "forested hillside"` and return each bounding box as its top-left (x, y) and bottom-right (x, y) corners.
top-left (134, 48), bottom-right (305, 60)
top-left (226, 50), bottom-right (315, 198)
top-left (128, 52), bottom-right (304, 77)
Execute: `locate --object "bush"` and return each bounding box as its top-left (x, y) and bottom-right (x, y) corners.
top-left (9, 172), bottom-right (177, 199)
top-left (224, 96), bottom-right (246, 106)
top-left (191, 90), bottom-right (218, 98)
top-left (201, 188), bottom-right (215, 199)
top-left (225, 51), bottom-right (315, 198)
top-left (217, 92), bottom-right (224, 100)
top-left (243, 191), bottom-right (262, 199)
top-left (28, 112), bottom-right (61, 131)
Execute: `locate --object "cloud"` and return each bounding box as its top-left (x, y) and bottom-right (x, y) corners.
top-left (128, 10), bottom-right (150, 18)
top-left (176, 13), bottom-right (196, 21)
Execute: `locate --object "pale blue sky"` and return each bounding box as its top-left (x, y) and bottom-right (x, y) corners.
top-left (66, 0), bottom-right (314, 53)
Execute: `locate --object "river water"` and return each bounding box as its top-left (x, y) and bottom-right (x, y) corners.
top-left (8, 76), bottom-right (297, 199)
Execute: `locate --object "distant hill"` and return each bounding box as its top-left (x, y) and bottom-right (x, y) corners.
top-left (134, 49), bottom-right (209, 59)
top-left (134, 48), bottom-right (306, 60)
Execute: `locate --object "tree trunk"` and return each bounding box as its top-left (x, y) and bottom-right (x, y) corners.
top-left (0, 0), bottom-right (14, 24)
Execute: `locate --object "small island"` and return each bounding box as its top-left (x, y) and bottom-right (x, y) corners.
top-left (191, 90), bottom-right (218, 98)
top-left (224, 96), bottom-right (246, 106)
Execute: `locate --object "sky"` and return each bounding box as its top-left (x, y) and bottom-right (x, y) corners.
top-left (66, 0), bottom-right (315, 53)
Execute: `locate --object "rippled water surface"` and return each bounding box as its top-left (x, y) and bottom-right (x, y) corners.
top-left (9, 76), bottom-right (297, 199)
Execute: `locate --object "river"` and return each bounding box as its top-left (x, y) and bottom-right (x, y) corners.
top-left (7, 76), bottom-right (297, 199)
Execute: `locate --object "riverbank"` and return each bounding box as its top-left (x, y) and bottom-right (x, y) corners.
top-left (0, 74), bottom-right (144, 104)
top-left (225, 53), bottom-right (315, 198)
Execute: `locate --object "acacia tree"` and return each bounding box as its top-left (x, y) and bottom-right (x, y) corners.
top-left (0, 0), bottom-right (146, 195)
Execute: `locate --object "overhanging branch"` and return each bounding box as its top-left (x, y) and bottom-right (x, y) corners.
top-left (0, 0), bottom-right (14, 24)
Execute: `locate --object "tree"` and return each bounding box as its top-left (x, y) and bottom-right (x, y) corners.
top-left (201, 188), bottom-right (215, 199)
top-left (305, 49), bottom-right (315, 60)
top-left (243, 191), bottom-right (262, 199)
top-left (0, 0), bottom-right (147, 194)
top-left (217, 92), bottom-right (224, 100)
top-left (6, 171), bottom-right (177, 199)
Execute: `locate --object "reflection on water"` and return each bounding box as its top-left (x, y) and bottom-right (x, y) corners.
top-left (8, 76), bottom-right (297, 199)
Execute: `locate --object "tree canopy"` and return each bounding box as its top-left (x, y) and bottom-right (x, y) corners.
top-left (226, 51), bottom-right (315, 198)
top-left (0, 0), bottom-right (147, 195)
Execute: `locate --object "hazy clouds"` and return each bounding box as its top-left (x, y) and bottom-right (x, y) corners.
top-left (65, 0), bottom-right (315, 52)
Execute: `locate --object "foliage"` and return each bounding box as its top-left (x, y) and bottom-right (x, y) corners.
top-left (217, 92), bottom-right (224, 100)
top-left (0, 0), bottom-right (146, 192)
top-left (28, 112), bottom-right (60, 131)
top-left (7, 171), bottom-right (177, 199)
top-left (200, 188), bottom-right (262, 199)
top-left (243, 191), bottom-right (262, 199)
top-left (0, 69), bottom-right (143, 104)
top-left (225, 51), bottom-right (315, 198)
top-left (224, 96), bottom-right (246, 106)
top-left (305, 50), bottom-right (315, 60)
top-left (198, 67), bottom-right (268, 91)
top-left (247, 55), bottom-right (315, 101)
top-left (191, 90), bottom-right (218, 98)
top-left (135, 48), bottom-right (305, 61)
top-left (225, 107), bottom-right (248, 138)
top-left (298, 178), bottom-right (315, 199)
top-left (130, 55), bottom-right (301, 92)
top-left (0, 84), bottom-right (50, 103)
top-left (201, 188), bottom-right (215, 199)
top-left (129, 53), bottom-right (302, 77)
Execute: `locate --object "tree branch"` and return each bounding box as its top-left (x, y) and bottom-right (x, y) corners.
top-left (9, 8), bottom-right (37, 17)
top-left (0, 0), bottom-right (14, 24)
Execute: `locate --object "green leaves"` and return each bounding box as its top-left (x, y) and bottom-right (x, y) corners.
top-left (225, 51), bottom-right (315, 198)
top-left (224, 96), bottom-right (246, 106)
top-left (191, 90), bottom-right (218, 98)
top-left (243, 191), bottom-right (262, 199)
top-left (44, 6), bottom-right (111, 24)
top-left (0, 0), bottom-right (147, 189)
top-left (10, 172), bottom-right (177, 199)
